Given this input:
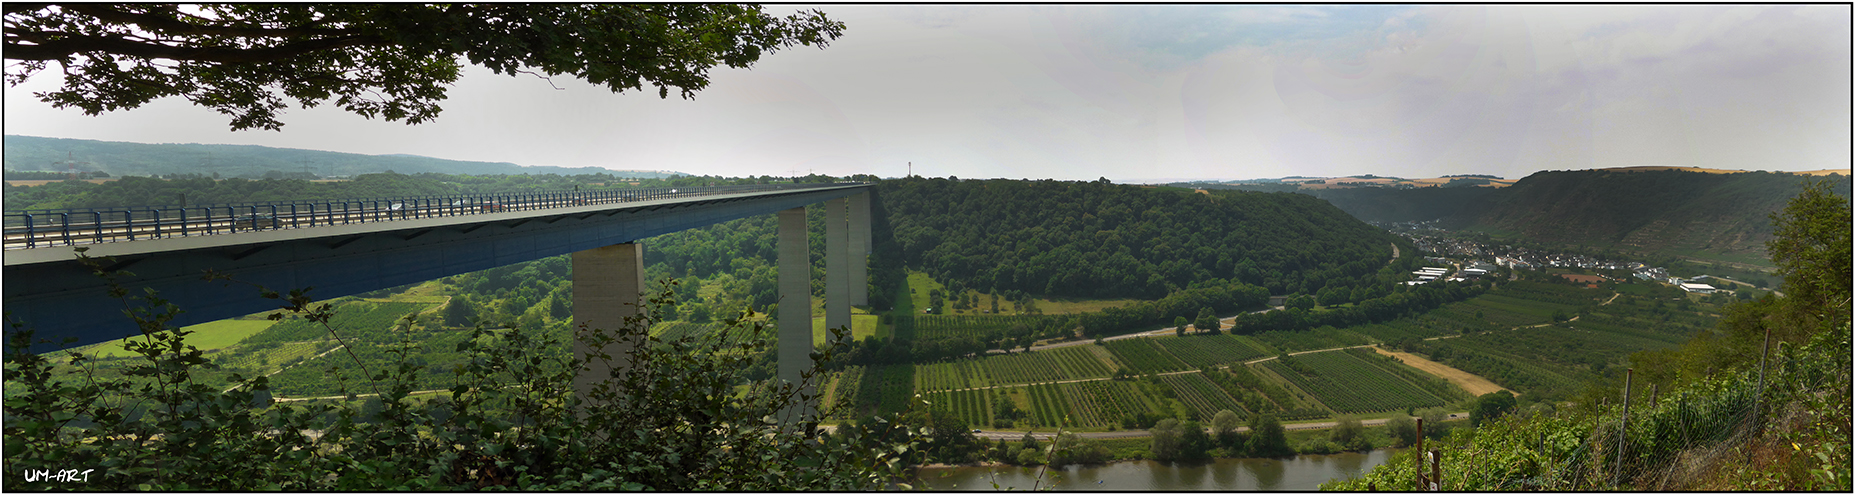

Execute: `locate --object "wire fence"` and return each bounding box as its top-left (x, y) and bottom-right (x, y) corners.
top-left (2, 182), bottom-right (860, 250)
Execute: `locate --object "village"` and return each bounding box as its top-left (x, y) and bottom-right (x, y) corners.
top-left (1393, 231), bottom-right (1729, 295)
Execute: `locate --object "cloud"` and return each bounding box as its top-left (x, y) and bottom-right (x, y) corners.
top-left (3, 5), bottom-right (1846, 182)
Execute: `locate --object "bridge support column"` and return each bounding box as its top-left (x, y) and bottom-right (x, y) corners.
top-left (572, 242), bottom-right (646, 406)
top-left (825, 197), bottom-right (851, 338)
top-left (776, 206), bottom-right (815, 422)
top-left (849, 192), bottom-right (870, 307)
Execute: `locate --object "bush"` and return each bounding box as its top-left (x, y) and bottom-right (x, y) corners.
top-left (3, 256), bottom-right (924, 491)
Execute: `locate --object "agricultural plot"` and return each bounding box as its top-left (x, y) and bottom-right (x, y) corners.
top-left (1100, 339), bottom-right (1190, 373)
top-left (1252, 326), bottom-right (1372, 354)
top-left (210, 341), bottom-right (337, 374)
top-left (924, 388), bottom-right (995, 427)
top-left (825, 366), bottom-right (866, 418)
top-left (1472, 293), bottom-right (1580, 319)
top-left (1345, 319), bottom-right (1451, 345)
top-left (1150, 334), bottom-right (1272, 368)
top-left (245, 301), bottom-right (434, 345)
top-left (1263, 350), bottom-right (1450, 414)
top-left (1415, 305), bottom-right (1500, 333)
top-left (980, 346), bottom-right (1114, 386)
top-left (832, 364), bottom-right (916, 418)
top-left (1026, 383), bottom-right (1068, 427)
top-left (74, 319), bottom-right (280, 358)
top-left (1158, 372), bottom-right (1250, 421)
top-left (1450, 298), bottom-right (1547, 328)
top-left (1065, 380), bottom-right (1159, 429)
top-left (909, 315), bottom-right (1058, 342)
top-left (914, 360), bottom-right (992, 392)
top-left (1414, 333), bottom-right (1586, 398)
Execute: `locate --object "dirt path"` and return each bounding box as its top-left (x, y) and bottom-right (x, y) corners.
top-left (1240, 344), bottom-right (1379, 365)
top-left (1370, 346), bottom-right (1509, 396)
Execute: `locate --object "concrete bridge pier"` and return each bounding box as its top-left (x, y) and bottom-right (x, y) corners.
top-left (849, 192), bottom-right (870, 306)
top-left (825, 197), bottom-right (850, 338)
top-left (776, 206), bottom-right (816, 422)
top-left (568, 196), bottom-right (869, 423)
top-left (571, 242), bottom-right (647, 406)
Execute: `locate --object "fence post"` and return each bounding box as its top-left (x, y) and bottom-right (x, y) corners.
top-left (1614, 368), bottom-right (1632, 487)
top-left (1751, 327), bottom-right (1772, 439)
top-left (1414, 417), bottom-right (1425, 490)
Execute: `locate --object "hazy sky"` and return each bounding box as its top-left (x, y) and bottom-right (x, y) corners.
top-left (5, 4), bottom-right (1850, 182)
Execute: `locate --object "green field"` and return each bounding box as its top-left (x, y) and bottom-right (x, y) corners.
top-left (812, 314), bottom-right (882, 344)
top-left (77, 319), bottom-right (278, 358)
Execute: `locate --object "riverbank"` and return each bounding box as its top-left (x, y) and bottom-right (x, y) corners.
top-left (917, 449), bottom-right (1401, 491)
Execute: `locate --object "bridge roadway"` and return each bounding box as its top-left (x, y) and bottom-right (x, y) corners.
top-left (3, 183), bottom-right (872, 356)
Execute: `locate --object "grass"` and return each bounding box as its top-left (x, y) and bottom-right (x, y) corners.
top-left (903, 269), bottom-right (1143, 316)
top-left (79, 319), bottom-right (278, 358)
top-left (813, 314), bottom-right (882, 345)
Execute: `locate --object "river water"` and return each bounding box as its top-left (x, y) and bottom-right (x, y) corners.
top-left (915, 449), bottom-right (1397, 491)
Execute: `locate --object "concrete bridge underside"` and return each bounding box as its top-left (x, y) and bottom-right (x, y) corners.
top-left (4, 185), bottom-right (873, 372)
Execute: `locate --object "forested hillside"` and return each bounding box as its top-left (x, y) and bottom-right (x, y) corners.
top-left (3, 135), bottom-right (677, 180)
top-left (1303, 186), bottom-right (1496, 223)
top-left (1453, 170), bottom-right (1847, 264)
top-left (880, 177), bottom-right (1397, 299)
top-left (1308, 169), bottom-right (1850, 267)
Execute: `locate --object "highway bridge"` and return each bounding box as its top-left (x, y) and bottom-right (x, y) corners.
top-left (4, 182), bottom-right (874, 417)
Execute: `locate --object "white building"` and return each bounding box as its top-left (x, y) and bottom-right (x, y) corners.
top-left (1680, 282), bottom-right (1717, 294)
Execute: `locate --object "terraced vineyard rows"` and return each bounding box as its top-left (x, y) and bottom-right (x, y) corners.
top-left (914, 360), bottom-right (990, 392)
top-left (1159, 372), bottom-right (1250, 421)
top-left (1253, 326), bottom-right (1372, 353)
top-left (1027, 384), bottom-right (1066, 427)
top-left (1150, 335), bottom-right (1272, 368)
top-left (924, 388), bottom-right (995, 427)
top-left (1346, 319), bottom-right (1451, 345)
top-left (1101, 339), bottom-right (1189, 373)
top-left (211, 341), bottom-right (337, 372)
top-left (245, 301), bottom-right (435, 344)
top-left (909, 315), bottom-right (1060, 341)
top-left (1070, 380), bottom-right (1158, 427)
top-left (1264, 350), bottom-right (1450, 414)
top-left (980, 346), bottom-right (1113, 386)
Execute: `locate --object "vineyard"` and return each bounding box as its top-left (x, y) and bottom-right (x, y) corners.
top-left (913, 359), bottom-right (991, 392)
top-left (1157, 372), bottom-right (1250, 421)
top-left (979, 346), bottom-right (1115, 386)
top-left (1100, 339), bottom-right (1189, 373)
top-left (825, 364), bottom-right (917, 418)
top-left (1262, 350), bottom-right (1454, 414)
top-left (1149, 334), bottom-right (1273, 368)
top-left (1252, 326), bottom-right (1373, 354)
top-left (210, 341), bottom-right (339, 374)
top-left (898, 314), bottom-right (1063, 342)
top-left (244, 301), bottom-right (436, 345)
top-left (923, 388), bottom-right (997, 427)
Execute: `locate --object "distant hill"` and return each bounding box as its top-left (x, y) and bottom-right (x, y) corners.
top-left (2, 135), bottom-right (683, 179)
top-left (1311, 168), bottom-right (1851, 268)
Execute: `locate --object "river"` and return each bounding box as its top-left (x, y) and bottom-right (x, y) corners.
top-left (915, 449), bottom-right (1397, 491)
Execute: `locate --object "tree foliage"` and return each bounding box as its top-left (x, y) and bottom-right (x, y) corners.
top-left (5, 4), bottom-right (846, 130)
top-left (2, 259), bottom-right (922, 490)
top-left (880, 177), bottom-right (1396, 300)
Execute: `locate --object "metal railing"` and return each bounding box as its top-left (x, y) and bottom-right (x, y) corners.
top-left (4, 182), bottom-right (859, 250)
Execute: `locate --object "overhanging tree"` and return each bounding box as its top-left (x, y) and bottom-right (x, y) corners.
top-left (4, 4), bottom-right (845, 130)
